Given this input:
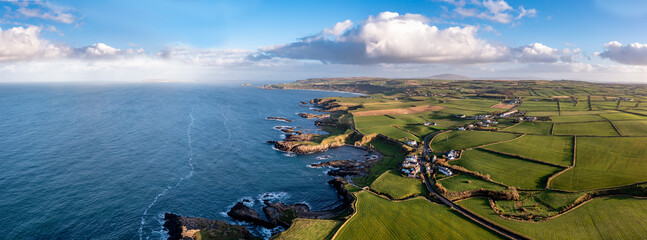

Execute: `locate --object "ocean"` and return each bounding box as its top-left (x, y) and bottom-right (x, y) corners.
top-left (0, 83), bottom-right (364, 239)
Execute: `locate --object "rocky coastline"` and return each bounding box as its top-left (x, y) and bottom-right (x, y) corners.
top-left (266, 116), bottom-right (292, 122)
top-left (163, 213), bottom-right (259, 240)
top-left (163, 97), bottom-right (364, 239)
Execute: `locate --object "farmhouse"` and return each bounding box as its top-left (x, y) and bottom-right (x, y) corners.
top-left (438, 166), bottom-right (453, 176)
top-left (406, 140), bottom-right (418, 147)
top-left (499, 109), bottom-right (519, 118)
top-left (446, 150), bottom-right (459, 160)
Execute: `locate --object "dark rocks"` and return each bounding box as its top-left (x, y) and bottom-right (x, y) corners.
top-left (283, 133), bottom-right (316, 142)
top-left (298, 113), bottom-right (330, 119)
top-left (309, 160), bottom-right (360, 168)
top-left (266, 117), bottom-right (292, 122)
top-left (263, 202), bottom-right (310, 227)
top-left (227, 202), bottom-right (276, 229)
top-left (164, 213), bottom-right (258, 240)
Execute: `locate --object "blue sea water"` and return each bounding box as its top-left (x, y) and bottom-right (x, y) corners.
top-left (0, 83), bottom-right (364, 239)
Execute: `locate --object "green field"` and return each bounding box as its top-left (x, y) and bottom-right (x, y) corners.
top-left (485, 135), bottom-right (573, 166)
top-left (450, 149), bottom-right (563, 189)
top-left (358, 126), bottom-right (420, 142)
top-left (272, 219), bottom-right (341, 240)
top-left (438, 174), bottom-right (506, 192)
top-left (599, 112), bottom-right (647, 121)
top-left (458, 196), bottom-right (647, 239)
top-left (370, 170), bottom-right (427, 200)
top-left (549, 114), bottom-right (607, 123)
top-left (504, 122), bottom-right (553, 135)
top-left (613, 120), bottom-right (647, 136)
top-left (518, 101), bottom-right (559, 111)
top-left (553, 121), bottom-right (619, 136)
top-left (334, 191), bottom-right (502, 239)
top-left (551, 137), bottom-right (647, 191)
top-left (430, 131), bottom-right (521, 152)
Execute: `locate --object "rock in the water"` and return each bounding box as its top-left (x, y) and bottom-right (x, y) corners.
top-left (164, 213), bottom-right (258, 240)
top-left (266, 117), bottom-right (292, 122)
top-left (262, 202), bottom-right (310, 227)
top-left (227, 202), bottom-right (276, 229)
top-left (298, 112), bottom-right (330, 119)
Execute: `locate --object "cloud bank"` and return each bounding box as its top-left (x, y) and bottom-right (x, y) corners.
top-left (597, 41), bottom-right (647, 65)
top-left (255, 12), bottom-right (575, 65)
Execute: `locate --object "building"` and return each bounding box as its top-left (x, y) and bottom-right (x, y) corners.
top-left (446, 150), bottom-right (459, 160)
top-left (438, 166), bottom-right (453, 176)
top-left (406, 140), bottom-right (418, 147)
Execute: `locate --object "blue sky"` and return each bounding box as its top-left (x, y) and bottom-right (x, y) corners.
top-left (0, 0), bottom-right (646, 82)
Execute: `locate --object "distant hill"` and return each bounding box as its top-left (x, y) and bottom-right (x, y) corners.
top-left (427, 74), bottom-right (472, 80)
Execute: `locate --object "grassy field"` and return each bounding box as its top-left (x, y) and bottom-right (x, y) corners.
top-left (613, 120), bottom-right (647, 136)
top-left (533, 190), bottom-right (585, 210)
top-left (553, 121), bottom-right (619, 136)
top-left (370, 170), bottom-right (427, 200)
top-left (358, 126), bottom-right (420, 142)
top-left (438, 173), bottom-right (506, 192)
top-left (272, 219), bottom-right (341, 240)
top-left (485, 135), bottom-right (573, 166)
top-left (334, 191), bottom-right (502, 240)
top-left (450, 149), bottom-right (562, 189)
top-left (504, 122), bottom-right (553, 135)
top-left (549, 114), bottom-right (607, 123)
top-left (399, 124), bottom-right (443, 137)
top-left (430, 131), bottom-right (521, 152)
top-left (353, 138), bottom-right (405, 187)
top-left (599, 112), bottom-right (647, 121)
top-left (551, 137), bottom-right (647, 191)
top-left (458, 196), bottom-right (647, 239)
top-left (518, 101), bottom-right (559, 112)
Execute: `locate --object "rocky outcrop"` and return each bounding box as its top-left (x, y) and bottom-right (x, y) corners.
top-left (274, 126), bottom-right (296, 133)
top-left (266, 117), bottom-right (292, 122)
top-left (227, 202), bottom-right (276, 228)
top-left (309, 153), bottom-right (381, 177)
top-left (310, 160), bottom-right (360, 168)
top-left (283, 133), bottom-right (316, 142)
top-left (263, 202), bottom-right (310, 227)
top-left (164, 213), bottom-right (258, 240)
top-left (298, 113), bottom-right (330, 119)
top-left (271, 141), bottom-right (346, 154)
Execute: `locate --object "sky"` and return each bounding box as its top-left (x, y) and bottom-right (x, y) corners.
top-left (0, 0), bottom-right (646, 83)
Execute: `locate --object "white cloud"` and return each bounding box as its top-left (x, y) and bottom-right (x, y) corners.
top-left (0, 26), bottom-right (70, 62)
top-left (323, 20), bottom-right (353, 36)
top-left (12, 1), bottom-right (76, 24)
top-left (446, 0), bottom-right (536, 24)
top-left (597, 41), bottom-right (647, 65)
top-left (256, 12), bottom-right (570, 65)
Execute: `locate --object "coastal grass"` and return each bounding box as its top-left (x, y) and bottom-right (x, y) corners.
top-left (271, 219), bottom-right (341, 240)
top-left (551, 137), bottom-right (647, 191)
top-left (399, 124), bottom-right (442, 137)
top-left (553, 121), bottom-right (619, 136)
top-left (613, 120), bottom-right (647, 136)
top-left (438, 173), bottom-right (506, 192)
top-left (334, 191), bottom-right (503, 240)
top-left (353, 138), bottom-right (405, 187)
top-left (370, 170), bottom-right (427, 200)
top-left (504, 122), bottom-right (552, 135)
top-left (458, 196), bottom-right (647, 240)
top-left (430, 130), bottom-right (521, 152)
top-left (533, 190), bottom-right (585, 210)
top-left (484, 135), bottom-right (573, 166)
top-left (450, 149), bottom-right (562, 189)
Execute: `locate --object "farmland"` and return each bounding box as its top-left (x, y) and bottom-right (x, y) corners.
top-left (370, 170), bottom-right (427, 200)
top-left (334, 191), bottom-right (502, 240)
top-left (553, 121), bottom-right (619, 136)
top-left (450, 149), bottom-right (563, 189)
top-left (550, 137), bottom-right (647, 191)
top-left (458, 196), bottom-right (647, 240)
top-left (272, 219), bottom-right (341, 240)
top-left (430, 131), bottom-right (520, 152)
top-left (261, 78), bottom-right (647, 240)
top-left (485, 135), bottom-right (573, 166)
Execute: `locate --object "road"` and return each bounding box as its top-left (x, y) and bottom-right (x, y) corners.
top-left (420, 132), bottom-right (529, 240)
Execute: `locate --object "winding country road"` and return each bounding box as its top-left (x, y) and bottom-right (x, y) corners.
top-left (420, 132), bottom-right (530, 240)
